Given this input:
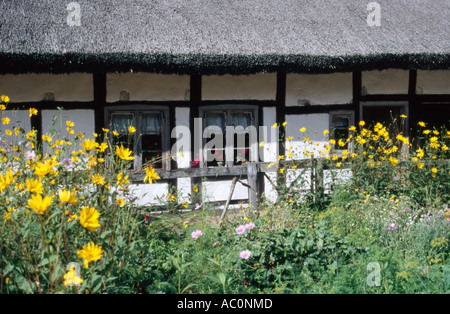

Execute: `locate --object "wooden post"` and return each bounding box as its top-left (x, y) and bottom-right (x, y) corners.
top-left (247, 162), bottom-right (258, 216)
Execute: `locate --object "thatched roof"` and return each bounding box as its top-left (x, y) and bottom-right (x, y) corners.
top-left (0, 0), bottom-right (449, 74)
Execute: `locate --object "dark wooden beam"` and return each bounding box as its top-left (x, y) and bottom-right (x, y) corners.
top-left (93, 71), bottom-right (107, 134)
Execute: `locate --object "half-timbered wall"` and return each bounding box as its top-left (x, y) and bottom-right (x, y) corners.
top-left (1, 69), bottom-right (449, 208)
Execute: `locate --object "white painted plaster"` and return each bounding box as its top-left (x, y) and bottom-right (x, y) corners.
top-left (202, 73), bottom-right (277, 100)
top-left (286, 73), bottom-right (352, 106)
top-left (203, 179), bottom-right (249, 202)
top-left (0, 73), bottom-right (93, 102)
top-left (285, 114), bottom-right (330, 160)
top-left (106, 73), bottom-right (190, 102)
top-left (129, 183), bottom-right (170, 206)
top-left (416, 70), bottom-right (450, 94)
top-left (362, 69), bottom-right (409, 95)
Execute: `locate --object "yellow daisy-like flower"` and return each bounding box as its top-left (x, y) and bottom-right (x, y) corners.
top-left (63, 265), bottom-right (84, 287)
top-left (29, 108), bottom-right (38, 117)
top-left (92, 173), bottom-right (105, 186)
top-left (80, 206), bottom-right (100, 231)
top-left (128, 126), bottom-right (136, 133)
top-left (34, 159), bottom-right (56, 179)
top-left (116, 172), bottom-right (130, 187)
top-left (1, 95), bottom-right (10, 103)
top-left (28, 194), bottom-right (53, 215)
top-left (144, 167), bottom-right (160, 184)
top-left (117, 197), bottom-right (126, 207)
top-left (116, 145), bottom-right (134, 161)
top-left (299, 127), bottom-right (306, 132)
top-left (66, 120), bottom-right (75, 128)
top-left (77, 242), bottom-right (104, 268)
top-left (58, 189), bottom-right (77, 205)
top-left (4, 207), bottom-right (16, 221)
top-left (2, 117), bottom-right (10, 125)
top-left (418, 121), bottom-right (426, 127)
top-left (192, 185), bottom-right (199, 193)
top-left (26, 178), bottom-right (43, 195)
top-left (181, 201), bottom-right (189, 208)
top-left (81, 139), bottom-right (98, 152)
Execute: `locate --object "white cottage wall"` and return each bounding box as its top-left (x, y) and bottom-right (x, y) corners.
top-left (0, 73), bottom-right (93, 102)
top-left (416, 70), bottom-right (450, 95)
top-left (286, 73), bottom-right (352, 106)
top-left (361, 69), bottom-right (409, 95)
top-left (202, 74), bottom-right (277, 100)
top-left (106, 73), bottom-right (190, 102)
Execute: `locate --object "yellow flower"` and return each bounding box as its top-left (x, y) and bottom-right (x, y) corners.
top-left (259, 141), bottom-right (264, 147)
top-left (117, 197), bottom-right (126, 207)
top-left (299, 127), bottom-right (306, 132)
top-left (193, 185), bottom-right (199, 193)
top-left (4, 207), bottom-right (16, 221)
top-left (2, 117), bottom-right (10, 125)
top-left (77, 242), bottom-right (104, 268)
top-left (181, 201), bottom-right (189, 208)
top-left (116, 145), bottom-right (134, 161)
top-left (81, 139), bottom-right (98, 152)
top-left (102, 128), bottom-right (109, 133)
top-left (272, 123), bottom-right (278, 128)
top-left (128, 126), bottom-right (136, 133)
top-left (1, 95), bottom-right (10, 103)
top-left (29, 108), bottom-right (38, 117)
top-left (418, 163), bottom-right (424, 169)
top-left (58, 189), bottom-right (77, 205)
top-left (113, 131), bottom-right (119, 137)
top-left (144, 167), bottom-right (160, 184)
top-left (423, 130), bottom-right (431, 135)
top-left (63, 265), bottom-right (84, 287)
top-left (68, 214), bottom-right (78, 222)
top-left (431, 167), bottom-right (438, 177)
top-left (42, 133), bottom-right (52, 142)
top-left (282, 122), bottom-right (288, 127)
top-left (66, 120), bottom-right (75, 128)
top-left (418, 121), bottom-right (426, 127)
top-left (400, 114), bottom-right (407, 119)
top-left (92, 173), bottom-right (105, 185)
top-left (5, 129), bottom-right (11, 136)
top-left (28, 194), bottom-right (53, 215)
top-left (359, 121), bottom-right (365, 126)
top-left (34, 160), bottom-right (56, 179)
top-left (116, 172), bottom-right (130, 188)
top-left (99, 142), bottom-right (108, 152)
top-left (80, 206), bottom-right (100, 231)
top-left (26, 178), bottom-right (43, 195)
top-left (323, 130), bottom-right (329, 136)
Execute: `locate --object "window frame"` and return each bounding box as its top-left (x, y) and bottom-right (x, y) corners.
top-left (359, 101), bottom-right (409, 137)
top-left (199, 105), bottom-right (259, 168)
top-left (104, 105), bottom-right (170, 170)
top-left (329, 110), bottom-right (355, 153)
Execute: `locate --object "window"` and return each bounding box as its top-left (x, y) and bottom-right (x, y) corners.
top-left (329, 110), bottom-right (354, 151)
top-left (105, 106), bottom-right (170, 170)
top-left (360, 101), bottom-right (408, 138)
top-left (199, 106), bottom-right (258, 167)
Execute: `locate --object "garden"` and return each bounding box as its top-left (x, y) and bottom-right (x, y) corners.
top-left (0, 94), bottom-right (449, 294)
